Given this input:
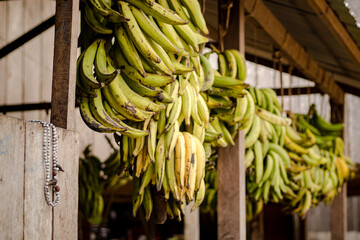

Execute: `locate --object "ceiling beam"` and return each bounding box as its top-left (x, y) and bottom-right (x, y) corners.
top-left (244, 0), bottom-right (344, 104)
top-left (306, 0), bottom-right (360, 68)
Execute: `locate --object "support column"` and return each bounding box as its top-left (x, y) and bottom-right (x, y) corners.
top-left (217, 1), bottom-right (246, 239)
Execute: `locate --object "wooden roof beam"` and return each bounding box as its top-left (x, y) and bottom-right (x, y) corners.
top-left (244, 0), bottom-right (344, 104)
top-left (306, 0), bottom-right (360, 68)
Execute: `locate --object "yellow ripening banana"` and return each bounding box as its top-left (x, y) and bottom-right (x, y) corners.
top-left (256, 107), bottom-right (292, 126)
top-left (182, 84), bottom-right (193, 125)
top-left (284, 135), bottom-right (309, 154)
top-left (165, 95), bottom-right (182, 131)
top-left (147, 118), bottom-right (157, 162)
top-left (165, 81), bottom-right (180, 117)
top-left (197, 93), bottom-right (210, 128)
top-left (135, 148), bottom-right (145, 177)
top-left (193, 136), bottom-right (206, 192)
top-left (189, 71), bottom-right (200, 93)
top-left (175, 132), bottom-right (186, 192)
top-left (165, 121), bottom-right (180, 158)
top-left (244, 115), bottom-right (261, 148)
top-left (188, 85), bottom-right (203, 126)
top-left (224, 50), bottom-right (237, 78)
top-left (166, 151), bottom-right (180, 201)
top-left (155, 133), bottom-right (166, 191)
top-left (183, 132), bottom-right (197, 201)
top-left (191, 179), bottom-right (205, 212)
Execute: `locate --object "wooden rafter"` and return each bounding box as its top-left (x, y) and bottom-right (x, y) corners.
top-left (243, 0), bottom-right (345, 104)
top-left (307, 0), bottom-right (360, 68)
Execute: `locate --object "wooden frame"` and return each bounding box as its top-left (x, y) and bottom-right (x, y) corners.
top-left (306, 0), bottom-right (360, 68)
top-left (50, 0), bottom-right (79, 130)
top-left (217, 0), bottom-right (246, 239)
top-left (243, 0), bottom-right (344, 104)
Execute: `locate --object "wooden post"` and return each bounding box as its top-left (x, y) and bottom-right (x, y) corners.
top-left (184, 205), bottom-right (200, 240)
top-left (50, 1), bottom-right (80, 239)
top-left (50, 0), bottom-right (79, 130)
top-left (330, 99), bottom-right (347, 240)
top-left (217, 1), bottom-right (246, 239)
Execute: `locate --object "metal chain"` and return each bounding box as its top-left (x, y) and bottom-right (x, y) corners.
top-left (29, 120), bottom-right (61, 207)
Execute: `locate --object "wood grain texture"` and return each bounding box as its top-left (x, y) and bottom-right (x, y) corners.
top-left (5, 1), bottom-right (24, 119)
top-left (307, 0), bottom-right (360, 68)
top-left (243, 0), bottom-right (344, 104)
top-left (24, 0), bottom-right (42, 121)
top-left (217, 131), bottom-right (246, 240)
top-left (330, 99), bottom-right (346, 240)
top-left (53, 128), bottom-right (79, 240)
top-left (217, 1), bottom-right (246, 239)
top-left (24, 121), bottom-right (53, 240)
top-left (0, 114), bottom-right (25, 240)
top-left (50, 0), bottom-right (79, 130)
top-left (184, 205), bottom-right (200, 240)
top-left (331, 184), bottom-right (347, 240)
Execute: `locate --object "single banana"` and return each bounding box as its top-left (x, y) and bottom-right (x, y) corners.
top-left (155, 133), bottom-right (166, 191)
top-left (119, 1), bottom-right (162, 63)
top-left (126, 0), bottom-right (188, 25)
top-left (130, 5), bottom-right (179, 53)
top-left (114, 24), bottom-right (146, 77)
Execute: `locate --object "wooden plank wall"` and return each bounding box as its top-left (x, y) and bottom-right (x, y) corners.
top-left (0, 114), bottom-right (79, 239)
top-left (0, 1), bottom-right (112, 159)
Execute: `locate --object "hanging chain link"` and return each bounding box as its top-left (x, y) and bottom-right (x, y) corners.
top-left (29, 120), bottom-right (62, 207)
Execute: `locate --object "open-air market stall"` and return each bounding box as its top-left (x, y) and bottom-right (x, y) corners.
top-left (0, 0), bottom-right (360, 239)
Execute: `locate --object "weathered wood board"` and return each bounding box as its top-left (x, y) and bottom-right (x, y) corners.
top-left (0, 115), bottom-right (25, 240)
top-left (0, 114), bottom-right (79, 240)
top-left (184, 204), bottom-right (200, 240)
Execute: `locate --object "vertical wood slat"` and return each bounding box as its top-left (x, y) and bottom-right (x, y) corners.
top-left (184, 205), bottom-right (200, 240)
top-left (24, 0), bottom-right (42, 121)
top-left (24, 122), bottom-right (53, 239)
top-left (330, 99), bottom-right (346, 240)
top-left (50, 0), bottom-right (79, 130)
top-left (5, 1), bottom-right (24, 119)
top-left (53, 129), bottom-right (79, 240)
top-left (217, 0), bottom-right (246, 239)
top-left (0, 115), bottom-right (25, 240)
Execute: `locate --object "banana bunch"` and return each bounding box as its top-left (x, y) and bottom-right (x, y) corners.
top-left (200, 169), bottom-right (218, 215)
top-left (79, 144), bottom-right (130, 225)
top-left (79, 146), bottom-right (104, 225)
top-left (280, 105), bottom-right (354, 217)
